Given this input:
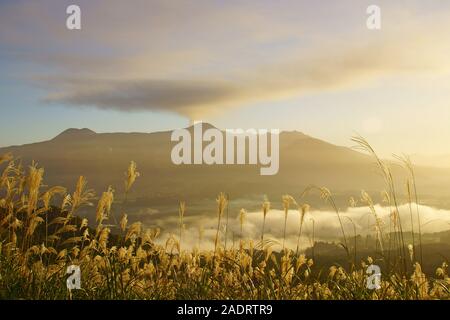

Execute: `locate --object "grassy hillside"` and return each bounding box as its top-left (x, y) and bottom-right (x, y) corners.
top-left (1, 138), bottom-right (450, 299)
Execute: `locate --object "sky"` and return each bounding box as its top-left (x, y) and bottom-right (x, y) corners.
top-left (1, 0), bottom-right (450, 158)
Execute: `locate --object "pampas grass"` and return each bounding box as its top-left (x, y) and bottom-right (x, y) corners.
top-left (213, 192), bottom-right (227, 260)
top-left (282, 195), bottom-right (296, 251)
top-left (261, 197), bottom-right (270, 243)
top-left (296, 203), bottom-right (309, 255)
top-left (0, 137), bottom-right (449, 300)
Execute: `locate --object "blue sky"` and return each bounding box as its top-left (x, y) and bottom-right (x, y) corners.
top-left (1, 0), bottom-right (450, 157)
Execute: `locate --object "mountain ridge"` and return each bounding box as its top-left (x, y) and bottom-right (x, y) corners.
top-left (1, 124), bottom-right (450, 210)
top-left (53, 128), bottom-right (97, 140)
top-left (2, 123), bottom-right (325, 151)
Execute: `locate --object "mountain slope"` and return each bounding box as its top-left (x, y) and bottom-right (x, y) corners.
top-left (1, 124), bottom-right (449, 207)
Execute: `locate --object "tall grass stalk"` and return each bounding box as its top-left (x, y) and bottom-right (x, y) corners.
top-left (296, 204), bottom-right (309, 255)
top-left (239, 208), bottom-right (246, 251)
top-left (301, 185), bottom-right (350, 263)
top-left (261, 198), bottom-right (270, 243)
top-left (179, 201), bottom-right (186, 252)
top-left (282, 195), bottom-right (295, 251)
top-left (394, 154), bottom-right (423, 267)
top-left (213, 192), bottom-right (227, 262)
top-left (353, 136), bottom-right (408, 275)
top-left (224, 193), bottom-right (230, 251)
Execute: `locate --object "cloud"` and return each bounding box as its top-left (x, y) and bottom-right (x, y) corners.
top-left (42, 78), bottom-right (240, 118)
top-left (151, 203), bottom-right (450, 252)
top-left (2, 1), bottom-right (450, 118)
top-left (41, 33), bottom-right (450, 118)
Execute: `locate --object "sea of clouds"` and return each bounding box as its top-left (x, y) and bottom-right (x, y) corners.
top-left (152, 203), bottom-right (450, 252)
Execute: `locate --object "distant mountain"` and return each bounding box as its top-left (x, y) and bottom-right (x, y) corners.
top-left (411, 153), bottom-right (450, 169)
top-left (52, 128), bottom-right (97, 141)
top-left (1, 124), bottom-right (450, 208)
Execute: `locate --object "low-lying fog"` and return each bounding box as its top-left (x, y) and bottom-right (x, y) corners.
top-left (146, 203), bottom-right (450, 252)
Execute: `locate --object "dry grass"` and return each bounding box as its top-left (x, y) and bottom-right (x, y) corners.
top-left (0, 139), bottom-right (449, 300)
